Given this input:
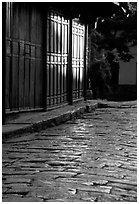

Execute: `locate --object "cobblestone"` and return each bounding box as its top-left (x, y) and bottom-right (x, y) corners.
top-left (2, 102), bottom-right (137, 202)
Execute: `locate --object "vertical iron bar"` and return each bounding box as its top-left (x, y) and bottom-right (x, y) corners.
top-left (2, 2), bottom-right (6, 124)
top-left (68, 18), bottom-right (73, 105)
top-left (42, 7), bottom-right (47, 111)
top-left (83, 23), bottom-right (87, 101)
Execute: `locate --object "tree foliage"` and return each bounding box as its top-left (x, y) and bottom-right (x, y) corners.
top-left (92, 2), bottom-right (137, 63)
top-left (88, 2), bottom-right (137, 98)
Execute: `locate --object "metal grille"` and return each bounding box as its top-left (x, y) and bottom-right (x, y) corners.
top-left (46, 10), bottom-right (69, 107)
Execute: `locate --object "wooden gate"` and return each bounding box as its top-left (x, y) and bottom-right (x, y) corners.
top-left (72, 20), bottom-right (85, 100)
top-left (5, 3), bottom-right (43, 113)
top-left (4, 3), bottom-right (86, 115)
top-left (46, 10), bottom-right (69, 108)
top-left (46, 11), bottom-right (85, 107)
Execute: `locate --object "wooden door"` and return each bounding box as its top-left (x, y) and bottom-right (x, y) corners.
top-left (46, 10), bottom-right (69, 108)
top-left (72, 19), bottom-right (85, 100)
top-left (5, 3), bottom-right (43, 112)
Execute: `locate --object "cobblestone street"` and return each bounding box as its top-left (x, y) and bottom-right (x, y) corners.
top-left (2, 104), bottom-right (137, 202)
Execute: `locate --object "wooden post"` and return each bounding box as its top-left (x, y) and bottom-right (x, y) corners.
top-left (2, 2), bottom-right (6, 124)
top-left (42, 7), bottom-right (47, 111)
top-left (83, 23), bottom-right (88, 101)
top-left (68, 18), bottom-right (73, 105)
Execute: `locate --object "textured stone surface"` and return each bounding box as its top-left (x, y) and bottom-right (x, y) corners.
top-left (2, 101), bottom-right (137, 202)
top-left (3, 101), bottom-right (97, 139)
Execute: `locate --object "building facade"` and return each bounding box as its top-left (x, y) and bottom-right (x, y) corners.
top-left (3, 2), bottom-right (88, 123)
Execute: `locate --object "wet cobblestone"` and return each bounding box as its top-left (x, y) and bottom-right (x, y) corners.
top-left (2, 105), bottom-right (137, 202)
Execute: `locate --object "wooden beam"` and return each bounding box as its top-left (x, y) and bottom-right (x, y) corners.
top-left (83, 23), bottom-right (88, 101)
top-left (2, 2), bottom-right (6, 124)
top-left (42, 7), bottom-right (47, 111)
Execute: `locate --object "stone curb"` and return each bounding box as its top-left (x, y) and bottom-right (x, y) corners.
top-left (2, 102), bottom-right (98, 141)
top-left (3, 100), bottom-right (136, 141)
top-left (97, 102), bottom-right (137, 109)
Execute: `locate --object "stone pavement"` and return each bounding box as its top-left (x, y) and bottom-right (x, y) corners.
top-left (2, 101), bottom-right (137, 202)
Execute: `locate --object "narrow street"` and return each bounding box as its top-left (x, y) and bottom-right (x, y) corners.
top-left (2, 104), bottom-right (137, 202)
